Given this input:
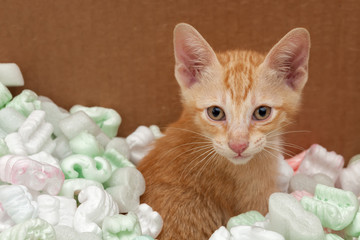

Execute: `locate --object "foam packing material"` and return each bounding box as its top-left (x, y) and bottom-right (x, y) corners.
top-left (0, 185), bottom-right (38, 224)
top-left (267, 193), bottom-right (325, 240)
top-left (210, 225), bottom-right (285, 240)
top-left (101, 212), bottom-right (141, 240)
top-left (0, 63), bottom-right (24, 87)
top-left (104, 167), bottom-right (145, 213)
top-left (126, 126), bottom-right (156, 165)
top-left (297, 144), bottom-right (344, 183)
top-left (134, 203), bottom-right (163, 238)
top-left (61, 154), bottom-right (112, 183)
top-left (0, 155), bottom-right (64, 195)
top-left (211, 144), bottom-right (360, 240)
top-left (0, 82), bottom-right (12, 108)
top-left (0, 67), bottom-right (164, 239)
top-left (301, 184), bottom-right (359, 231)
top-left (70, 105), bottom-right (121, 139)
top-left (338, 159), bottom-right (360, 196)
top-left (0, 218), bottom-right (55, 240)
top-left (37, 195), bottom-right (76, 227)
top-left (226, 211), bottom-right (265, 230)
top-left (74, 186), bottom-right (119, 235)
top-left (6, 90), bottom-right (41, 117)
top-left (0, 107), bottom-right (25, 137)
top-left (54, 225), bottom-right (101, 240)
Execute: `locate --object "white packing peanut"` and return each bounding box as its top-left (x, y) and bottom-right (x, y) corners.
top-left (37, 195), bottom-right (77, 228)
top-left (106, 137), bottom-right (131, 160)
top-left (209, 226), bottom-right (231, 240)
top-left (40, 139), bottom-right (57, 154)
top-left (53, 136), bottom-right (72, 160)
top-left (95, 132), bottom-right (111, 147)
top-left (0, 218), bottom-right (56, 240)
top-left (24, 122), bottom-right (54, 155)
top-left (57, 196), bottom-right (77, 228)
top-left (18, 110), bottom-right (46, 142)
top-left (276, 155), bottom-right (294, 193)
top-left (59, 111), bottom-right (102, 140)
top-left (0, 185), bottom-right (38, 224)
top-left (39, 96), bottom-right (70, 137)
top-left (134, 203), bottom-right (163, 238)
top-left (297, 144), bottom-right (344, 183)
top-left (338, 160), bottom-right (360, 196)
top-left (74, 186), bottom-right (119, 236)
top-left (70, 105), bottom-right (122, 139)
top-left (0, 63), bottom-right (24, 87)
top-left (59, 179), bottom-right (104, 199)
top-left (0, 129), bottom-right (6, 139)
top-left (230, 225), bottom-right (285, 240)
top-left (37, 194), bottom-right (60, 226)
top-left (29, 151), bottom-right (60, 170)
top-left (0, 204), bottom-right (15, 232)
top-left (54, 225), bottom-right (101, 240)
top-left (149, 125), bottom-right (164, 139)
top-left (0, 107), bottom-right (26, 134)
top-left (106, 185), bottom-right (140, 213)
top-left (5, 132), bottom-right (27, 155)
top-left (126, 125), bottom-right (155, 165)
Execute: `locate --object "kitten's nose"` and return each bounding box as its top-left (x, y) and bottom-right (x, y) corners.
top-left (228, 142), bottom-right (249, 155)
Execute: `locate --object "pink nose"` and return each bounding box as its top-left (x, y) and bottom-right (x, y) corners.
top-left (228, 142), bottom-right (249, 155)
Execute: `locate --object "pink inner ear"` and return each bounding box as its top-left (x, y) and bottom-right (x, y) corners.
top-left (265, 28), bottom-right (310, 91)
top-left (176, 42), bottom-right (207, 88)
top-left (286, 67), bottom-right (306, 89)
top-left (178, 64), bottom-right (198, 88)
top-left (284, 52), bottom-right (308, 89)
top-left (268, 42), bottom-right (309, 91)
top-left (174, 25), bottom-right (217, 89)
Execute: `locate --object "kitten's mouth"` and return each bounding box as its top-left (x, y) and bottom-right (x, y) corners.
top-left (228, 153), bottom-right (252, 165)
top-left (234, 153), bottom-right (247, 159)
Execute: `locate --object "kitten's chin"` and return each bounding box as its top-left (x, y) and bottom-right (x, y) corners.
top-left (227, 155), bottom-right (253, 165)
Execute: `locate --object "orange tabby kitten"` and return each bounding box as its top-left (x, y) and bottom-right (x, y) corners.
top-left (138, 23), bottom-right (310, 239)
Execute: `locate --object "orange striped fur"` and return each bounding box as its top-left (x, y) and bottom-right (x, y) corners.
top-left (138, 23), bottom-right (310, 239)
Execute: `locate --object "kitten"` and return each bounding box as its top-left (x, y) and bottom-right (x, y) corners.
top-left (137, 23), bottom-right (310, 239)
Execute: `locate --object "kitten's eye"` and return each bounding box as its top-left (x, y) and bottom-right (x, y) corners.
top-left (253, 106), bottom-right (271, 120)
top-left (207, 106), bottom-right (226, 121)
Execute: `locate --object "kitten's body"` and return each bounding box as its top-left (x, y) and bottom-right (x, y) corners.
top-left (139, 110), bottom-right (279, 239)
top-left (138, 24), bottom-right (310, 239)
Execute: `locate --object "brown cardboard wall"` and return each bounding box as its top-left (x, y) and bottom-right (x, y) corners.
top-left (0, 0), bottom-right (359, 162)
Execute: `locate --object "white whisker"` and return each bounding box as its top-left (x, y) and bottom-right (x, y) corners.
top-left (267, 130), bottom-right (311, 138)
top-left (159, 141), bottom-right (212, 159)
top-left (180, 148), bottom-right (215, 180)
top-left (264, 145), bottom-right (294, 158)
top-left (262, 148), bottom-right (282, 159)
top-left (166, 127), bottom-right (212, 141)
top-left (195, 150), bottom-right (217, 180)
top-left (265, 122), bottom-right (295, 137)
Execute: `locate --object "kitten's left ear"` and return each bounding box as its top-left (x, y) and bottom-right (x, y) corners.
top-left (264, 28), bottom-right (310, 92)
top-left (173, 23), bottom-right (220, 89)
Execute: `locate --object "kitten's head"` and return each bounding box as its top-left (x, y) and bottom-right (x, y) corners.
top-left (173, 23), bottom-right (310, 165)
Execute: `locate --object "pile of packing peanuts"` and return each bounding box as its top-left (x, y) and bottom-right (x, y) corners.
top-left (0, 64), bottom-right (162, 240)
top-left (0, 63), bottom-right (359, 240)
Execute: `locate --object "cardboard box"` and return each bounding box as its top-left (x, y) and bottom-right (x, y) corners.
top-left (0, 0), bottom-right (359, 162)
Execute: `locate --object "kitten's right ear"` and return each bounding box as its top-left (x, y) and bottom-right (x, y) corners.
top-left (173, 23), bottom-right (219, 89)
top-left (264, 28), bottom-right (310, 92)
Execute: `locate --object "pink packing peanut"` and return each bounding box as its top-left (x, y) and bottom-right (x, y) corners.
top-left (297, 144), bottom-right (344, 183)
top-left (0, 155), bottom-right (64, 195)
top-left (290, 190), bottom-right (313, 201)
top-left (286, 150), bottom-right (306, 173)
